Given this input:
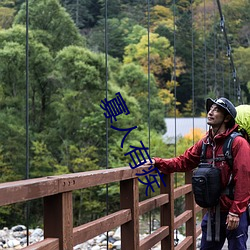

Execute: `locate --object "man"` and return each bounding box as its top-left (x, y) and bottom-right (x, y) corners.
top-left (144, 97), bottom-right (250, 250)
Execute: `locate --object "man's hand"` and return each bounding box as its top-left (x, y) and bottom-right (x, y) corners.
top-left (226, 213), bottom-right (240, 230)
top-left (144, 159), bottom-right (155, 166)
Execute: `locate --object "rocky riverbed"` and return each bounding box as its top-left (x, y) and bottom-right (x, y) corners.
top-left (0, 225), bottom-right (188, 249)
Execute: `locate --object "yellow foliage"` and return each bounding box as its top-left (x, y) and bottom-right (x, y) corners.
top-left (0, 7), bottom-right (14, 29)
top-left (166, 80), bottom-right (180, 91)
top-left (149, 5), bottom-right (174, 31)
top-left (184, 128), bottom-right (205, 142)
top-left (200, 112), bottom-right (207, 118)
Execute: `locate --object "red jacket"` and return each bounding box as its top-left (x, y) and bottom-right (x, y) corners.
top-left (154, 124), bottom-right (250, 216)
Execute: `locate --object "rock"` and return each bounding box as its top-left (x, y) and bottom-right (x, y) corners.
top-left (100, 240), bottom-right (108, 246)
top-left (7, 239), bottom-right (20, 247)
top-left (107, 231), bottom-right (114, 237)
top-left (95, 234), bottom-right (106, 243)
top-left (0, 230), bottom-right (7, 238)
top-left (113, 227), bottom-right (120, 240)
top-left (0, 224), bottom-right (187, 249)
top-left (108, 236), bottom-right (116, 243)
top-left (30, 228), bottom-right (43, 238)
top-left (11, 226), bottom-right (26, 232)
top-left (113, 240), bottom-right (121, 249)
top-left (92, 245), bottom-right (101, 250)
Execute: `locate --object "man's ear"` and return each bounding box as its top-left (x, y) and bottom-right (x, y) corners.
top-left (224, 114), bottom-right (232, 123)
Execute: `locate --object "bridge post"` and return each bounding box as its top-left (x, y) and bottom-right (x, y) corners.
top-left (161, 173), bottom-right (174, 250)
top-left (185, 171), bottom-right (196, 250)
top-left (43, 192), bottom-right (73, 250)
top-left (120, 178), bottom-right (139, 250)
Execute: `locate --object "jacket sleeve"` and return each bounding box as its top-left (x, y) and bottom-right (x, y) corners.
top-left (229, 136), bottom-right (250, 215)
top-left (154, 140), bottom-right (203, 174)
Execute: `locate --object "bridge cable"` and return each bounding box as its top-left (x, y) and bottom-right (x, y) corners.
top-left (191, 0), bottom-right (195, 144)
top-left (25, 0), bottom-right (30, 245)
top-left (215, 0), bottom-right (242, 104)
top-left (147, 0), bottom-right (152, 234)
top-left (203, 0), bottom-right (207, 98)
top-left (104, 0), bottom-right (109, 248)
top-left (213, 0), bottom-right (218, 96)
top-left (218, 26), bottom-right (225, 96)
top-left (172, 0), bottom-right (180, 245)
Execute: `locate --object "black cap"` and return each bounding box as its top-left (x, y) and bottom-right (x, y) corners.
top-left (206, 97), bottom-right (237, 119)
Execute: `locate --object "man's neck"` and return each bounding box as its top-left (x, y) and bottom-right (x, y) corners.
top-left (211, 126), bottom-right (227, 137)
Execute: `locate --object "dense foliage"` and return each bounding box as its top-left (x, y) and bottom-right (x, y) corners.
top-left (0, 0), bottom-right (249, 227)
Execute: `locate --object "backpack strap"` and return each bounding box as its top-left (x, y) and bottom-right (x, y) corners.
top-left (200, 142), bottom-right (208, 162)
top-left (223, 132), bottom-right (243, 200)
top-left (223, 131), bottom-right (242, 169)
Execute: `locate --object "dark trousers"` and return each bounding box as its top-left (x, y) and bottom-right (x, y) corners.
top-left (200, 210), bottom-right (249, 250)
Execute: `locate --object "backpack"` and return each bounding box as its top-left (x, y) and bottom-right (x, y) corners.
top-left (235, 105), bottom-right (250, 142)
top-left (192, 131), bottom-right (241, 208)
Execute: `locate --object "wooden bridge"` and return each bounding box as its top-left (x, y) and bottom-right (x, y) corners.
top-left (0, 165), bottom-right (204, 250)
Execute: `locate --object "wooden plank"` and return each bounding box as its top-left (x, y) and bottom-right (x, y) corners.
top-left (174, 184), bottom-right (192, 199)
top-left (161, 174), bottom-right (174, 250)
top-left (0, 177), bottom-right (59, 206)
top-left (73, 209), bottom-right (131, 245)
top-left (196, 226), bottom-right (202, 237)
top-left (44, 192), bottom-right (73, 250)
top-left (174, 210), bottom-right (192, 229)
top-left (139, 194), bottom-right (169, 215)
top-left (195, 204), bottom-right (203, 213)
top-left (22, 238), bottom-right (59, 250)
top-left (140, 226), bottom-right (169, 250)
top-left (0, 166), bottom-right (148, 206)
top-left (120, 178), bottom-right (139, 250)
top-left (175, 236), bottom-right (193, 250)
top-left (185, 171), bottom-right (196, 250)
top-left (57, 166), bottom-right (147, 192)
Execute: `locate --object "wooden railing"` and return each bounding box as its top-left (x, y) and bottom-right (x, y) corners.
top-left (0, 166), bottom-right (203, 250)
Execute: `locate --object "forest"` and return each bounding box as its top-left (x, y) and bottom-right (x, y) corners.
top-left (0, 0), bottom-right (249, 228)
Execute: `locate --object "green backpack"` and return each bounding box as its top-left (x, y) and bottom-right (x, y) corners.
top-left (235, 105), bottom-right (250, 142)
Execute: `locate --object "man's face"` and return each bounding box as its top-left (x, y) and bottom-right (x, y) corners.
top-left (207, 104), bottom-right (226, 127)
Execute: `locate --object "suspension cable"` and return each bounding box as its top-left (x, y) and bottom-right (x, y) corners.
top-left (104, 0), bottom-right (109, 248)
top-left (172, 0), bottom-right (179, 245)
top-left (216, 0), bottom-right (242, 104)
top-left (147, 0), bottom-right (152, 234)
top-left (204, 0), bottom-right (207, 97)
top-left (191, 0), bottom-right (195, 144)
top-left (173, 1), bottom-right (177, 158)
top-left (25, 0), bottom-right (30, 245)
top-left (213, 0), bottom-right (217, 94)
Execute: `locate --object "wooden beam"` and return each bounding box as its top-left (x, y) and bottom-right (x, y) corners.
top-left (140, 226), bottom-right (169, 250)
top-left (57, 166), bottom-right (147, 192)
top-left (174, 184), bottom-right (192, 199)
top-left (185, 171), bottom-right (196, 250)
top-left (174, 210), bottom-right (192, 229)
top-left (161, 173), bottom-right (174, 250)
top-left (22, 238), bottom-right (59, 250)
top-left (120, 178), bottom-right (139, 250)
top-left (44, 192), bottom-right (73, 250)
top-left (139, 194), bottom-right (169, 215)
top-left (73, 209), bottom-right (131, 245)
top-left (0, 166), bottom-right (148, 206)
top-left (175, 236), bottom-right (193, 250)
top-left (0, 177), bottom-right (59, 206)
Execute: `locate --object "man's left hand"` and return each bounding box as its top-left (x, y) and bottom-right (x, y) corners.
top-left (226, 213), bottom-right (240, 230)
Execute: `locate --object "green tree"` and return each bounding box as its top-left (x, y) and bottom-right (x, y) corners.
top-left (0, 6), bottom-right (15, 29)
top-left (61, 0), bottom-right (101, 29)
top-left (14, 0), bottom-right (84, 52)
top-left (234, 46), bottom-right (250, 102)
top-left (116, 63), bottom-right (165, 132)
